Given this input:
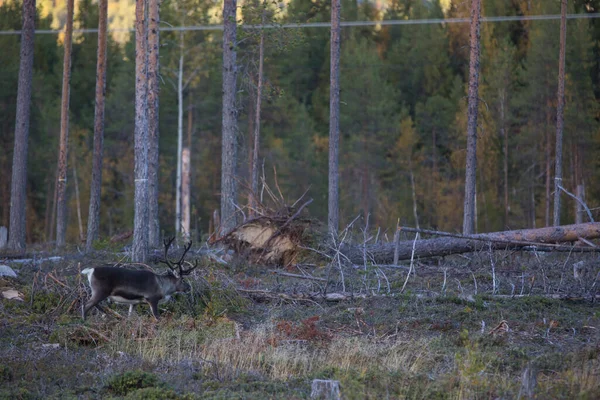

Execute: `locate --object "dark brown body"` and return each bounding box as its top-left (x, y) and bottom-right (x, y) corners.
top-left (81, 266), bottom-right (190, 320)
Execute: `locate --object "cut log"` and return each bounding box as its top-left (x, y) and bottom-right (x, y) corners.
top-left (341, 222), bottom-right (600, 264)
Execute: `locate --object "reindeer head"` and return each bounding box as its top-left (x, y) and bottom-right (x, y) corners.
top-left (160, 237), bottom-right (198, 293)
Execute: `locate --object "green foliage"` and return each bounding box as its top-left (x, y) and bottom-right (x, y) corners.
top-left (105, 370), bottom-right (162, 396)
top-left (124, 387), bottom-right (195, 400)
top-left (1, 0), bottom-right (600, 240)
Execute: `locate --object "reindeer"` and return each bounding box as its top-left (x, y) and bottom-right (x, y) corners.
top-left (81, 238), bottom-right (197, 320)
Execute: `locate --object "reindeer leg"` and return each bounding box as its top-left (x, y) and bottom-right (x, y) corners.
top-left (147, 297), bottom-right (161, 320)
top-left (82, 292), bottom-right (109, 320)
top-left (128, 304), bottom-right (134, 317)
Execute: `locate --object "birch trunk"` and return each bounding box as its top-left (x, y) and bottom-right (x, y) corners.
top-left (181, 147), bottom-right (191, 239)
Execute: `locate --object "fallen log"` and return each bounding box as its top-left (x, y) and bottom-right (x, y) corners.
top-left (341, 222), bottom-right (600, 264)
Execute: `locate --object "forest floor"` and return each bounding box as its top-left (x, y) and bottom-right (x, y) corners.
top-left (1, 243), bottom-right (600, 399)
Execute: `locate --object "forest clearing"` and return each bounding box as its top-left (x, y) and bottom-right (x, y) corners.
top-left (1, 216), bottom-right (600, 398)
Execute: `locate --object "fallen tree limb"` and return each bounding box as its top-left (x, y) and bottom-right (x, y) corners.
top-left (341, 222), bottom-right (600, 264)
top-left (238, 289), bottom-right (366, 302)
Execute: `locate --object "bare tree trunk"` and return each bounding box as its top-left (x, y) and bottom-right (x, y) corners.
top-left (409, 159), bottom-right (419, 230)
top-left (86, 0), bottom-right (108, 252)
top-left (8, 0), bottom-right (36, 250)
top-left (575, 184), bottom-right (585, 224)
top-left (545, 119), bottom-right (552, 227)
top-left (132, 0), bottom-right (149, 262)
top-left (176, 34), bottom-right (184, 235)
top-left (220, 0), bottom-right (238, 236)
top-left (147, 0), bottom-right (160, 248)
top-left (500, 89), bottom-right (509, 228)
top-left (553, 0), bottom-right (567, 226)
top-left (181, 147), bottom-right (191, 239)
top-left (342, 222), bottom-right (600, 264)
top-left (462, 0), bottom-right (481, 235)
top-left (328, 0), bottom-right (341, 236)
top-left (55, 0), bottom-right (74, 248)
top-left (72, 153), bottom-right (83, 242)
top-left (250, 12), bottom-right (265, 214)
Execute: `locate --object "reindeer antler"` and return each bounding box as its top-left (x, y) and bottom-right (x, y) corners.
top-left (160, 237), bottom-right (198, 276)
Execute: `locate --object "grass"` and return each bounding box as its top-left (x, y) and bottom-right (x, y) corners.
top-left (0, 250), bottom-right (599, 398)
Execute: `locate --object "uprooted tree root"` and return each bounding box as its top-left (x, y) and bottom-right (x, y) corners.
top-left (217, 198), bottom-right (316, 267)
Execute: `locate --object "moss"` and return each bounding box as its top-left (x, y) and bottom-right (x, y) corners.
top-left (105, 370), bottom-right (162, 396)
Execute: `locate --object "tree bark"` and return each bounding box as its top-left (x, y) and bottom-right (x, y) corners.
top-left (181, 147), bottom-right (191, 239)
top-left (545, 111), bottom-right (552, 227)
top-left (176, 33), bottom-right (184, 234)
top-left (250, 11), bottom-right (265, 214)
top-left (132, 0), bottom-right (149, 262)
top-left (55, 0), bottom-right (74, 248)
top-left (220, 0), bottom-right (238, 236)
top-left (328, 0), bottom-right (341, 236)
top-left (86, 0), bottom-right (108, 252)
top-left (147, 0), bottom-right (160, 248)
top-left (462, 0), bottom-right (481, 235)
top-left (342, 222), bottom-right (600, 264)
top-left (553, 0), bottom-right (567, 226)
top-left (8, 0), bottom-right (36, 250)
top-left (500, 88), bottom-right (509, 228)
top-left (72, 153), bottom-right (83, 242)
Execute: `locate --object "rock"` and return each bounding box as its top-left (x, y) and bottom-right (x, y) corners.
top-left (0, 265), bottom-right (17, 278)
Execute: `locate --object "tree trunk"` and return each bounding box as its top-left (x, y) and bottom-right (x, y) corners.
top-left (181, 147), bottom-right (191, 239)
top-left (72, 153), bottom-right (83, 242)
top-left (500, 88), bottom-right (509, 228)
top-left (545, 113), bottom-right (552, 227)
top-left (220, 0), bottom-right (238, 236)
top-left (147, 0), bottom-right (160, 248)
top-left (86, 0), bottom-right (108, 252)
top-left (575, 184), bottom-right (585, 224)
top-left (132, 0), bottom-right (149, 262)
top-left (342, 222), bottom-right (600, 264)
top-left (462, 0), bottom-right (481, 235)
top-left (8, 0), bottom-right (36, 250)
top-left (250, 12), bottom-right (265, 214)
top-left (328, 0), bottom-right (341, 236)
top-left (55, 0), bottom-right (74, 248)
top-left (176, 34), bottom-right (184, 235)
top-left (553, 0), bottom-right (567, 226)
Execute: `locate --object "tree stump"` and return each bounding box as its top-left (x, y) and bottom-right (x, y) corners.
top-left (311, 379), bottom-right (341, 400)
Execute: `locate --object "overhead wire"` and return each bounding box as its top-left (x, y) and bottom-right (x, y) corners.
top-left (0, 12), bottom-right (599, 35)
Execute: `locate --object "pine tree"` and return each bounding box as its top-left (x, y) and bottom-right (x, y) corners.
top-left (8, 0), bottom-right (36, 250)
top-left (86, 0), bottom-right (108, 251)
top-left (55, 0), bottom-right (75, 248)
top-left (132, 0), bottom-right (149, 262)
top-left (220, 0), bottom-right (238, 236)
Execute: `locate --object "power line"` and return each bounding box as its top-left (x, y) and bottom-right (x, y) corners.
top-left (0, 13), bottom-right (599, 35)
